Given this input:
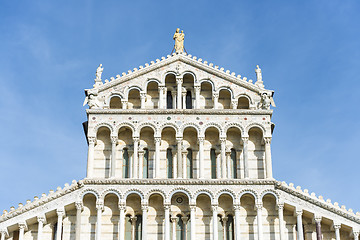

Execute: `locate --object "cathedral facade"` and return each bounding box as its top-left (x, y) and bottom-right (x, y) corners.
top-left (0, 35), bottom-right (360, 240)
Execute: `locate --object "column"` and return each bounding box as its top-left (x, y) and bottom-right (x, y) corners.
top-left (220, 137), bottom-right (226, 179)
top-left (256, 203), bottom-right (263, 240)
top-left (128, 150), bottom-right (133, 178)
top-left (142, 204), bottom-right (148, 240)
top-left (56, 208), bottom-right (65, 240)
top-left (87, 137), bottom-right (96, 178)
top-left (140, 92), bottom-right (146, 109)
top-left (333, 223), bottom-right (341, 240)
top-left (182, 150), bottom-right (187, 178)
top-left (75, 202), bottom-right (83, 240)
top-left (37, 215), bottom-right (46, 240)
top-left (314, 215), bottom-right (322, 240)
top-left (18, 222), bottom-right (26, 240)
top-left (176, 77), bottom-right (182, 109)
top-left (296, 209), bottom-right (304, 240)
top-left (122, 100), bottom-right (128, 109)
top-left (222, 217), bottom-right (228, 240)
top-left (212, 205), bottom-right (218, 240)
top-left (198, 137), bottom-right (205, 179)
top-left (173, 148), bottom-right (177, 179)
top-left (277, 203), bottom-right (285, 240)
top-left (0, 229), bottom-right (7, 240)
top-left (171, 217), bottom-right (177, 240)
top-left (110, 136), bottom-right (118, 178)
top-left (353, 231), bottom-right (359, 240)
top-left (264, 137), bottom-right (273, 179)
top-left (172, 91), bottom-right (177, 109)
top-left (176, 138), bottom-right (182, 178)
top-left (242, 137), bottom-right (249, 178)
top-left (138, 150), bottom-right (144, 179)
top-left (95, 201), bottom-right (104, 240)
top-left (119, 203), bottom-right (126, 240)
top-left (155, 137), bottom-right (161, 178)
top-left (190, 204), bottom-right (196, 240)
top-left (234, 205), bottom-right (241, 240)
top-left (182, 90), bottom-right (186, 109)
top-left (226, 150), bottom-right (231, 179)
top-left (231, 100), bottom-right (238, 109)
top-left (213, 93), bottom-right (219, 109)
top-left (133, 137), bottom-right (139, 179)
top-left (131, 216), bottom-right (137, 239)
top-left (195, 85), bottom-right (200, 109)
top-left (164, 204), bottom-right (171, 240)
top-left (216, 150), bottom-right (221, 179)
top-left (182, 217), bottom-right (189, 240)
top-left (159, 86), bottom-right (165, 109)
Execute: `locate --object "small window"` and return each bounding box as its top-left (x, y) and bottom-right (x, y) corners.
top-left (167, 91), bottom-right (173, 109)
top-left (211, 148), bottom-right (217, 179)
top-left (186, 90), bottom-right (192, 109)
top-left (123, 148), bottom-right (129, 178)
top-left (167, 148), bottom-right (173, 178)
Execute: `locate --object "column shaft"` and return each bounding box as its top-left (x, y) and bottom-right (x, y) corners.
top-left (0, 231), bottom-right (5, 240)
top-left (182, 92), bottom-right (186, 109)
top-left (172, 91), bottom-right (177, 109)
top-left (182, 151), bottom-right (187, 178)
top-left (264, 137), bottom-right (273, 179)
top-left (164, 205), bottom-right (170, 240)
top-left (315, 216), bottom-right (322, 240)
top-left (199, 137), bottom-right (204, 179)
top-left (110, 137), bottom-right (117, 178)
top-left (220, 138), bottom-right (226, 179)
top-left (155, 137), bottom-right (161, 178)
top-left (242, 137), bottom-right (249, 178)
top-left (256, 203), bottom-right (263, 240)
top-left (75, 203), bottom-right (82, 240)
top-left (177, 139), bottom-right (182, 178)
top-left (133, 138), bottom-right (139, 179)
top-left (119, 204), bottom-right (126, 240)
top-left (296, 210), bottom-right (304, 240)
top-left (190, 205), bottom-right (196, 240)
top-left (95, 203), bottom-right (103, 240)
top-left (226, 152), bottom-right (231, 178)
top-left (56, 210), bottom-right (64, 240)
top-left (159, 87), bottom-right (164, 109)
top-left (173, 150), bottom-right (177, 178)
top-left (37, 217), bottom-right (44, 240)
top-left (140, 93), bottom-right (146, 109)
top-left (213, 93), bottom-right (219, 109)
top-left (171, 218), bottom-right (177, 240)
top-left (195, 86), bottom-right (200, 109)
top-left (138, 151), bottom-right (144, 179)
top-left (234, 206), bottom-right (241, 240)
top-left (19, 226), bottom-right (25, 240)
top-left (212, 206), bottom-right (218, 240)
top-left (142, 206), bottom-right (148, 240)
top-left (278, 204), bottom-right (285, 240)
top-left (334, 224), bottom-right (341, 240)
top-left (216, 151), bottom-right (221, 179)
top-left (176, 78), bottom-right (182, 109)
top-left (87, 137), bottom-right (95, 178)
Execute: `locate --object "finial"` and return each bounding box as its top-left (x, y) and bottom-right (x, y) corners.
top-left (94, 64), bottom-right (104, 88)
top-left (255, 64), bottom-right (264, 88)
top-left (173, 28), bottom-right (185, 53)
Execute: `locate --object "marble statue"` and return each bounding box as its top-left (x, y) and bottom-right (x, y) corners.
top-left (83, 94), bottom-right (101, 109)
top-left (173, 28), bottom-right (185, 53)
top-left (95, 64), bottom-right (103, 80)
top-left (255, 65), bottom-right (262, 82)
top-left (259, 92), bottom-right (271, 110)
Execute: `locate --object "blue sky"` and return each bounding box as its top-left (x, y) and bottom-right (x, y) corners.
top-left (0, 1), bottom-right (359, 212)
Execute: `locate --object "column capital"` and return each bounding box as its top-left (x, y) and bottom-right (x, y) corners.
top-left (255, 202), bottom-right (263, 210)
top-left (140, 92), bottom-right (147, 99)
top-left (96, 200), bottom-right (104, 211)
top-left (194, 85), bottom-right (201, 92)
top-left (241, 137), bottom-right (249, 143)
top-left (171, 90), bottom-right (177, 96)
top-left (353, 230), bottom-right (360, 238)
top-left (141, 204), bottom-right (149, 211)
top-left (213, 92), bottom-right (219, 99)
top-left (159, 86), bottom-right (166, 91)
top-left (75, 201), bottom-right (83, 211)
top-left (164, 203), bottom-right (171, 211)
top-left (198, 136), bottom-right (205, 143)
top-left (0, 228), bottom-right (8, 237)
top-left (111, 136), bottom-right (118, 144)
top-left (333, 222), bottom-right (341, 230)
top-left (171, 216), bottom-right (177, 222)
top-left (264, 137), bottom-right (272, 144)
top-left (231, 100), bottom-right (238, 108)
top-left (88, 136), bottom-right (96, 144)
top-left (181, 216), bottom-right (189, 223)
top-left (37, 215), bottom-right (46, 224)
top-left (176, 137), bottom-right (183, 143)
top-left (220, 137), bottom-right (226, 143)
top-left (211, 204), bottom-right (218, 212)
top-left (18, 221), bottom-right (27, 230)
top-left (295, 209), bottom-right (303, 216)
top-left (133, 136), bottom-right (140, 142)
top-left (176, 77), bottom-right (183, 84)
top-left (314, 214), bottom-right (322, 223)
top-left (56, 208), bottom-right (65, 217)
top-left (277, 202), bottom-right (284, 210)
top-left (118, 203), bottom-right (126, 211)
top-left (130, 216), bottom-right (138, 225)
top-left (233, 204), bottom-right (241, 211)
top-left (154, 137), bottom-right (161, 143)
top-left (190, 204), bottom-right (196, 211)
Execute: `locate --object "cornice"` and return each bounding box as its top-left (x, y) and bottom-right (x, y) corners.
top-left (86, 109), bottom-right (273, 116)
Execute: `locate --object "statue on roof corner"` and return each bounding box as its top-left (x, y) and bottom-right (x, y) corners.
top-left (95, 64), bottom-right (103, 81)
top-left (173, 28), bottom-right (185, 53)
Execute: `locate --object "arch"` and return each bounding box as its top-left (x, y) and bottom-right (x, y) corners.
top-left (260, 189), bottom-right (280, 203)
top-left (238, 189), bottom-right (258, 201)
top-left (202, 122), bottom-right (223, 136)
top-left (124, 189), bottom-right (145, 200)
top-left (181, 123), bottom-right (200, 137)
top-left (162, 71), bottom-right (177, 81)
top-left (93, 122), bottom-right (114, 136)
top-left (105, 92), bottom-right (124, 108)
top-left (138, 122), bottom-right (158, 136)
top-left (168, 188), bottom-right (192, 202)
top-left (246, 123), bottom-right (266, 136)
top-left (115, 122), bottom-right (136, 135)
top-left (143, 78), bottom-right (161, 91)
top-left (159, 122), bottom-right (180, 136)
top-left (145, 189), bottom-right (167, 202)
top-left (216, 86), bottom-right (234, 99)
top-left (78, 188), bottom-right (100, 202)
top-left (100, 188), bottom-right (122, 201)
top-left (194, 189), bottom-right (215, 204)
top-left (125, 85), bottom-right (143, 99)
top-left (199, 78), bottom-right (215, 90)
top-left (215, 189), bottom-right (237, 203)
top-left (224, 122), bottom-right (245, 136)
top-left (235, 93), bottom-right (253, 105)
top-left (180, 71), bottom-right (197, 83)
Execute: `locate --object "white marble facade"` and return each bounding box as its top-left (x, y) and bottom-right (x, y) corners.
top-left (0, 52), bottom-right (359, 240)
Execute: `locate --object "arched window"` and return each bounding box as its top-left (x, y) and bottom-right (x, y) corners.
top-left (123, 148), bottom-right (129, 178)
top-left (167, 148), bottom-right (173, 178)
top-left (109, 96), bottom-right (122, 109)
top-left (167, 91), bottom-right (173, 109)
top-left (231, 149), bottom-right (237, 179)
top-left (143, 148), bottom-right (149, 178)
top-left (226, 215), bottom-right (235, 240)
top-left (135, 215), bottom-right (142, 240)
top-left (187, 148), bottom-right (193, 179)
top-left (186, 90), bottom-right (192, 109)
top-left (211, 148), bottom-right (217, 179)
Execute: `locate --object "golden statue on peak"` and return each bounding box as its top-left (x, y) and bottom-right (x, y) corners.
top-left (173, 28), bottom-right (185, 53)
